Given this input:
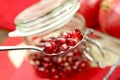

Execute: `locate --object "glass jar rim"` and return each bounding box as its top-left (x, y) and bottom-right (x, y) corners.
top-left (15, 0), bottom-right (79, 25)
top-left (9, 0), bottom-right (80, 37)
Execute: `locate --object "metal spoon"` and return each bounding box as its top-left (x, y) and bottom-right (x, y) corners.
top-left (0, 40), bottom-right (81, 56)
top-left (0, 46), bottom-right (43, 52)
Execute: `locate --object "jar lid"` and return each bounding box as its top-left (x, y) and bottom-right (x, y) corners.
top-left (15, 0), bottom-right (66, 24)
top-left (9, 0), bottom-right (80, 37)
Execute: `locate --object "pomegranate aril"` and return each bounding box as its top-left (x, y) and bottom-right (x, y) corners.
top-left (73, 49), bottom-right (82, 56)
top-left (75, 61), bottom-right (81, 66)
top-left (51, 67), bottom-right (59, 77)
top-left (44, 43), bottom-right (53, 54)
top-left (79, 61), bottom-right (88, 69)
top-left (29, 55), bottom-right (36, 61)
top-left (62, 56), bottom-right (67, 62)
top-left (66, 52), bottom-right (74, 57)
top-left (66, 38), bottom-right (77, 46)
top-left (43, 58), bottom-right (50, 62)
top-left (72, 56), bottom-right (80, 62)
top-left (56, 57), bottom-right (63, 64)
top-left (53, 45), bottom-right (60, 53)
top-left (63, 66), bottom-right (72, 75)
top-left (38, 68), bottom-right (50, 78)
top-left (43, 56), bottom-right (51, 62)
top-left (66, 56), bottom-right (73, 63)
top-left (34, 60), bottom-right (40, 65)
top-left (30, 60), bottom-right (38, 66)
top-left (62, 32), bottom-right (72, 38)
top-left (47, 37), bottom-right (56, 42)
top-left (63, 62), bottom-right (70, 67)
top-left (29, 52), bottom-right (41, 61)
top-left (53, 57), bottom-right (63, 66)
top-left (60, 44), bottom-right (69, 51)
top-left (55, 37), bottom-right (66, 45)
top-left (45, 64), bottom-right (52, 69)
top-left (52, 75), bottom-right (60, 80)
top-left (72, 29), bottom-right (83, 40)
top-left (72, 65), bottom-right (78, 70)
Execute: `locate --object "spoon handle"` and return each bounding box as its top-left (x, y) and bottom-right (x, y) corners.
top-left (0, 46), bottom-right (42, 51)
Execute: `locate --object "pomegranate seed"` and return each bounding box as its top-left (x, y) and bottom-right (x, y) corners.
top-left (72, 65), bottom-right (78, 71)
top-left (44, 43), bottom-right (53, 54)
top-left (52, 56), bottom-right (58, 62)
top-left (73, 49), bottom-right (82, 56)
top-left (60, 44), bottom-right (69, 51)
top-left (56, 57), bottom-right (63, 64)
top-left (72, 29), bottom-right (83, 40)
top-left (29, 60), bottom-right (36, 65)
top-left (52, 75), bottom-right (60, 80)
top-left (55, 37), bottom-right (66, 45)
top-left (75, 61), bottom-right (81, 66)
top-left (64, 62), bottom-right (70, 67)
top-left (62, 56), bottom-right (67, 61)
top-left (79, 61), bottom-right (88, 69)
top-left (34, 60), bottom-right (40, 65)
top-left (38, 68), bottom-right (50, 78)
top-left (29, 52), bottom-right (41, 60)
top-left (51, 67), bottom-right (58, 75)
top-left (66, 56), bottom-right (73, 63)
top-left (62, 32), bottom-right (72, 38)
top-left (66, 38), bottom-right (77, 46)
top-left (43, 62), bottom-right (51, 69)
top-left (63, 66), bottom-right (72, 75)
top-left (43, 56), bottom-right (51, 62)
top-left (53, 57), bottom-right (63, 66)
top-left (53, 45), bottom-right (60, 53)
top-left (66, 52), bottom-right (74, 56)
top-left (48, 37), bottom-right (56, 42)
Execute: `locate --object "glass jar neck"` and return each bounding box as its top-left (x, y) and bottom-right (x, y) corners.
top-left (9, 0), bottom-right (80, 37)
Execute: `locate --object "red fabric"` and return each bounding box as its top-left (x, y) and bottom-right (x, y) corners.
top-left (0, 37), bottom-right (23, 80)
top-left (0, 51), bottom-right (15, 80)
top-left (0, 0), bottom-right (39, 31)
top-left (1, 37), bottom-right (120, 80)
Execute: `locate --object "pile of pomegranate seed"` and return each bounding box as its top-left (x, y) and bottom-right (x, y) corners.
top-left (28, 29), bottom-right (89, 79)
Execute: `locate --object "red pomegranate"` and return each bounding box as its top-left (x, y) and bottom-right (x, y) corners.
top-left (99, 0), bottom-right (120, 38)
top-left (78, 0), bottom-right (102, 28)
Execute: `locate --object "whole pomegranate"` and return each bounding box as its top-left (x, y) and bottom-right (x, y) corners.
top-left (99, 0), bottom-right (120, 38)
top-left (77, 0), bottom-right (102, 28)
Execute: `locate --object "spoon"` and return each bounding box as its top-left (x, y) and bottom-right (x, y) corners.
top-left (0, 40), bottom-right (81, 56)
top-left (0, 46), bottom-right (43, 52)
top-left (0, 46), bottom-right (61, 56)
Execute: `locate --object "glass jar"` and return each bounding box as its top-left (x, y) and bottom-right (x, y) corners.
top-left (9, 0), bottom-right (98, 80)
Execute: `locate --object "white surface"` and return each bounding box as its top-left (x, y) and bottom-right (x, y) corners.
top-left (8, 43), bottom-right (27, 68)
